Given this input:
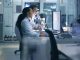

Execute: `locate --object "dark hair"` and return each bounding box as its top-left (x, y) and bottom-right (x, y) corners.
top-left (16, 7), bottom-right (31, 36)
top-left (77, 18), bottom-right (80, 24)
top-left (29, 5), bottom-right (37, 10)
top-left (22, 7), bottom-right (30, 16)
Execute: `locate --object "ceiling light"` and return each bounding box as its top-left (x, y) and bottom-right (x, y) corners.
top-left (0, 2), bottom-right (2, 4)
top-left (50, 5), bottom-right (56, 9)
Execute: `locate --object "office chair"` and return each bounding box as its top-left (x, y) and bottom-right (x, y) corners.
top-left (45, 29), bottom-right (72, 60)
top-left (14, 26), bottom-right (21, 54)
top-left (45, 29), bottom-right (59, 60)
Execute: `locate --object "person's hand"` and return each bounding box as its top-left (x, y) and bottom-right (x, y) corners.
top-left (39, 31), bottom-right (46, 37)
top-left (38, 24), bottom-right (42, 31)
top-left (33, 24), bottom-right (42, 30)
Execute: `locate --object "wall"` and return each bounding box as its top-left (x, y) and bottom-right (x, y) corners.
top-left (12, 0), bottom-right (22, 36)
top-left (66, 0), bottom-right (77, 17)
top-left (66, 0), bottom-right (77, 25)
top-left (0, 0), bottom-right (3, 40)
top-left (77, 0), bottom-right (80, 17)
top-left (59, 0), bottom-right (77, 16)
top-left (59, 0), bottom-right (77, 26)
top-left (3, 0), bottom-right (13, 37)
top-left (0, 0), bottom-right (3, 14)
top-left (3, 0), bottom-right (36, 38)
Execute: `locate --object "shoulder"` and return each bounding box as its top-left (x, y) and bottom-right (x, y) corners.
top-left (21, 17), bottom-right (29, 23)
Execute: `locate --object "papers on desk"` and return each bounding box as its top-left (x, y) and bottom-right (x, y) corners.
top-left (33, 30), bottom-right (45, 32)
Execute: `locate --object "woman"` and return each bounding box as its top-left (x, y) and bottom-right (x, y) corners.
top-left (71, 18), bottom-right (80, 36)
top-left (16, 7), bottom-right (39, 37)
top-left (15, 7), bottom-right (40, 54)
top-left (15, 7), bottom-right (41, 60)
top-left (15, 7), bottom-right (48, 60)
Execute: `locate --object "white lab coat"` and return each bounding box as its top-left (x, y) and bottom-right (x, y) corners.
top-left (21, 17), bottom-right (39, 37)
top-left (15, 17), bottom-right (50, 60)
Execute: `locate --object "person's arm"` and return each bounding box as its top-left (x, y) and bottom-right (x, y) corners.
top-left (30, 21), bottom-right (41, 30)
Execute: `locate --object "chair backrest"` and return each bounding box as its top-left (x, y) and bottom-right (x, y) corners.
top-left (15, 26), bottom-right (21, 41)
top-left (45, 29), bottom-right (59, 60)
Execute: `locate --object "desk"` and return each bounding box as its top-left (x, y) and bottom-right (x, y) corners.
top-left (58, 43), bottom-right (80, 60)
top-left (56, 35), bottom-right (80, 44)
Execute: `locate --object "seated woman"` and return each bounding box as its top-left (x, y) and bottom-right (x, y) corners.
top-left (15, 7), bottom-right (47, 60)
top-left (71, 18), bottom-right (80, 36)
top-left (16, 7), bottom-right (44, 37)
top-left (15, 7), bottom-right (39, 53)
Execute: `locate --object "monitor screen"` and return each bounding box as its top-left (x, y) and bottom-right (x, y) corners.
top-left (25, 3), bottom-right (30, 7)
top-left (52, 11), bottom-right (60, 33)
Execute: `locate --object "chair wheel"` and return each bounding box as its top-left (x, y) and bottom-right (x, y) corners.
top-left (14, 50), bottom-right (20, 54)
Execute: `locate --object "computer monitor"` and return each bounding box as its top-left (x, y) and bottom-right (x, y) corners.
top-left (52, 11), bottom-right (61, 33)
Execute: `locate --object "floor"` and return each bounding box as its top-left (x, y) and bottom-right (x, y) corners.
top-left (0, 42), bottom-right (20, 60)
top-left (0, 42), bottom-right (80, 60)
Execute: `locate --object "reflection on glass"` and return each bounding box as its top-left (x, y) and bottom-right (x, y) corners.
top-left (43, 3), bottom-right (56, 29)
